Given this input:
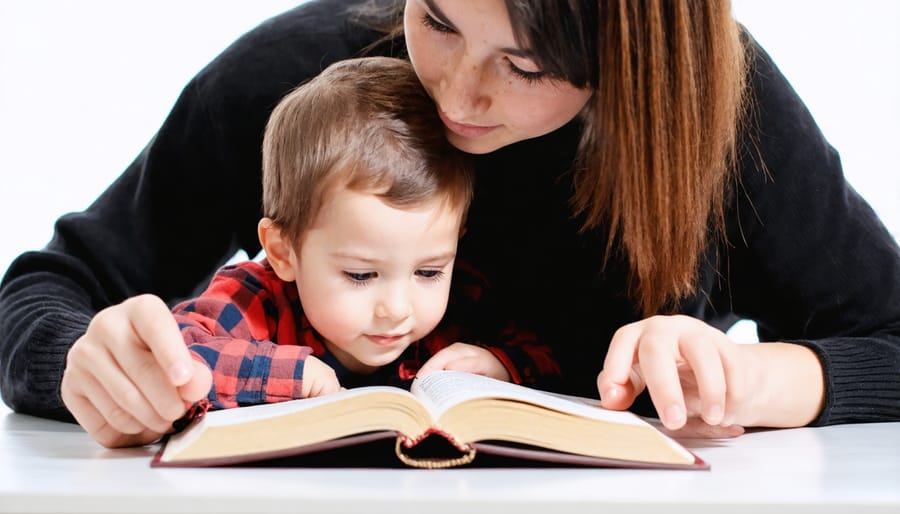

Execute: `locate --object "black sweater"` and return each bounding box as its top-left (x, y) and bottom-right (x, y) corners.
top-left (2, 0), bottom-right (899, 424)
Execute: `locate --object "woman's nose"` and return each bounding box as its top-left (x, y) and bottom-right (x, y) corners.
top-left (440, 52), bottom-right (491, 120)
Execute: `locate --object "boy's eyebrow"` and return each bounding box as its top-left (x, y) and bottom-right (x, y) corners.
top-left (418, 250), bottom-right (457, 263)
top-left (423, 0), bottom-right (534, 59)
top-left (331, 252), bottom-right (381, 264)
top-left (331, 250), bottom-right (457, 264)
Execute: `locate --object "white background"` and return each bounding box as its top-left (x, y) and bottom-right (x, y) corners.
top-left (1, 1), bottom-right (898, 343)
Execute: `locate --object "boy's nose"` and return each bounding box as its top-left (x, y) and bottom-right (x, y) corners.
top-left (374, 287), bottom-right (412, 321)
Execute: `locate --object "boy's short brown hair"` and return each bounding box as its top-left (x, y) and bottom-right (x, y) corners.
top-left (261, 57), bottom-right (472, 244)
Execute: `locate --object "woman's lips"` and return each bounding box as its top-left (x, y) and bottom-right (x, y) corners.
top-left (439, 110), bottom-right (500, 138)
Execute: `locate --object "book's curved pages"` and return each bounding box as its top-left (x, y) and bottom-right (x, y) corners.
top-left (151, 371), bottom-right (708, 470)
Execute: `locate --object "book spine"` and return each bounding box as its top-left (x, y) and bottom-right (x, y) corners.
top-left (393, 436), bottom-right (477, 469)
top-left (401, 427), bottom-right (470, 453)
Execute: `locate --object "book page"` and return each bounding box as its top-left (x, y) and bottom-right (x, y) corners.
top-left (411, 371), bottom-right (646, 426)
top-left (199, 386), bottom-right (414, 427)
top-left (160, 386), bottom-right (419, 462)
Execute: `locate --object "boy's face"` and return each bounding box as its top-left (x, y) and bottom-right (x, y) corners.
top-left (292, 187), bottom-right (463, 374)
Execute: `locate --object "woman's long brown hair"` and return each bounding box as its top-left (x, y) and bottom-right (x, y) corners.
top-left (353, 0), bottom-right (748, 316)
top-left (576, 0), bottom-right (748, 315)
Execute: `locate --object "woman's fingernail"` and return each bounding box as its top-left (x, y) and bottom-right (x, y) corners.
top-left (169, 362), bottom-right (191, 383)
top-left (721, 424), bottom-right (745, 437)
top-left (706, 404), bottom-right (724, 423)
top-left (602, 387), bottom-right (618, 402)
top-left (664, 404), bottom-right (686, 427)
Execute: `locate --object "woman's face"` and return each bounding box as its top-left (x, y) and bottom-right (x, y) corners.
top-left (404, 0), bottom-right (593, 155)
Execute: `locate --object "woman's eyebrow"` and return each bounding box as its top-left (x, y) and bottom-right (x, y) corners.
top-left (423, 0), bottom-right (535, 59)
top-left (501, 46), bottom-right (535, 59)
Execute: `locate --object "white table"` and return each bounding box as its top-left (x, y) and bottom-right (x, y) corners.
top-left (1, 403), bottom-right (898, 514)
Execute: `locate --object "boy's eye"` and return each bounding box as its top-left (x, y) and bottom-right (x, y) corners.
top-left (415, 269), bottom-right (445, 280)
top-left (421, 12), bottom-right (454, 34)
top-left (344, 271), bottom-right (376, 282)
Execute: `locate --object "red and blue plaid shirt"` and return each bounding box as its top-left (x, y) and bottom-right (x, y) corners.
top-left (172, 259), bottom-right (560, 409)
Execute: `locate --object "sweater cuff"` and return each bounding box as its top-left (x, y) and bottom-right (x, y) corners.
top-left (13, 310), bottom-right (90, 421)
top-left (790, 337), bottom-right (900, 426)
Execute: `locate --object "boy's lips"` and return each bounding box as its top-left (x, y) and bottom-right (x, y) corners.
top-left (366, 333), bottom-right (406, 346)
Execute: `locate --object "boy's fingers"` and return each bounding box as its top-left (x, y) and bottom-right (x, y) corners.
top-left (300, 356), bottom-right (339, 398)
top-left (442, 356), bottom-right (481, 373)
top-left (417, 348), bottom-right (460, 377)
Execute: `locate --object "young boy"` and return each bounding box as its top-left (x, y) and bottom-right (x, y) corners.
top-left (172, 57), bottom-right (559, 409)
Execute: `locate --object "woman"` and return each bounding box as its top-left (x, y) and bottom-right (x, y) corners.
top-left (1, 0), bottom-right (898, 448)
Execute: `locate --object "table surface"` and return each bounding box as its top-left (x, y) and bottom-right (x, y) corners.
top-left (1, 403), bottom-right (898, 514)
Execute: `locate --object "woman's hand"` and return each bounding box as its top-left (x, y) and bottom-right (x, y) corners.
top-left (417, 342), bottom-right (512, 382)
top-left (61, 295), bottom-right (212, 448)
top-left (299, 355), bottom-right (343, 398)
top-left (596, 315), bottom-right (824, 437)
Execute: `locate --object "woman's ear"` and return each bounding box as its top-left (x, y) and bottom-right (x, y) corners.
top-left (258, 218), bottom-right (297, 281)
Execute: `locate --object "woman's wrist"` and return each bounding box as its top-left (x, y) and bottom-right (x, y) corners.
top-left (746, 342), bottom-right (825, 428)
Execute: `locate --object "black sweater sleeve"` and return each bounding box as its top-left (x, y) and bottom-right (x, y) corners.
top-left (0, 0), bottom-right (382, 419)
top-left (721, 38), bottom-right (900, 424)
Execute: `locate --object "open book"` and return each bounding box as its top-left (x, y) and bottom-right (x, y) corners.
top-left (152, 370), bottom-right (706, 469)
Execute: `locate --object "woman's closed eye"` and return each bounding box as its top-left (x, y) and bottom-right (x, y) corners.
top-left (421, 12), bottom-right (453, 35)
top-left (505, 58), bottom-right (547, 84)
top-left (421, 11), bottom-right (546, 84)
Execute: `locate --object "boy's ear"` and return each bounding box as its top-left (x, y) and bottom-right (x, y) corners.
top-left (258, 218), bottom-right (297, 282)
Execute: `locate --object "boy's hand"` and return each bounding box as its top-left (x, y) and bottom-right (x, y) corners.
top-left (61, 295), bottom-right (213, 449)
top-left (596, 315), bottom-right (823, 438)
top-left (417, 342), bottom-right (511, 382)
top-left (299, 356), bottom-right (343, 398)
